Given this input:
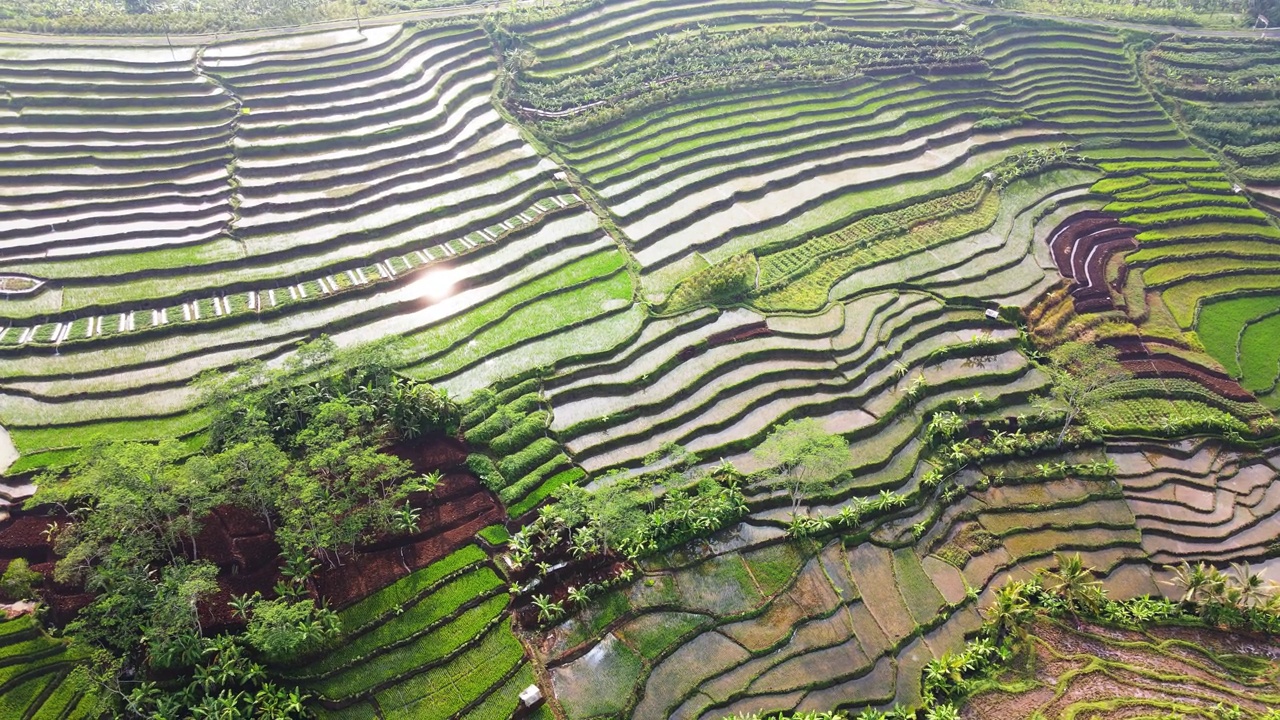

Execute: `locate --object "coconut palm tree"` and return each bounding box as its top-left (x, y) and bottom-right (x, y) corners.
top-left (925, 705), bottom-right (961, 720)
top-left (1044, 553), bottom-right (1104, 616)
top-left (1231, 562), bottom-right (1271, 608)
top-left (392, 503), bottom-right (420, 572)
top-left (984, 580), bottom-right (1035, 644)
top-left (1163, 561), bottom-right (1214, 603)
top-left (923, 653), bottom-right (971, 698)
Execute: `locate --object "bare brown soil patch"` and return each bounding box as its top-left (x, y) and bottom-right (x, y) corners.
top-left (0, 435), bottom-right (503, 629)
top-left (963, 618), bottom-right (1280, 719)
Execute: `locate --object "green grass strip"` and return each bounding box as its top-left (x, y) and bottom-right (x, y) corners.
top-left (300, 567), bottom-right (503, 677)
top-left (314, 595), bottom-right (510, 701)
top-left (507, 467), bottom-right (586, 517)
top-left (1239, 313), bottom-right (1280, 392)
top-left (337, 545), bottom-right (487, 632)
top-left (1195, 294), bottom-right (1280, 377)
top-left (401, 249), bottom-right (629, 377)
top-left (373, 617), bottom-right (524, 716)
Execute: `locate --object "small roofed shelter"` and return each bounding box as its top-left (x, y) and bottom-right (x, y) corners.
top-left (519, 684), bottom-right (544, 708)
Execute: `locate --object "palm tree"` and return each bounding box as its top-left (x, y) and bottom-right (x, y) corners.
top-left (884, 704), bottom-right (914, 720)
top-left (1231, 562), bottom-right (1271, 608)
top-left (227, 593), bottom-right (256, 621)
top-left (1045, 553), bottom-right (1104, 616)
top-left (876, 489), bottom-right (897, 509)
top-left (984, 580), bottom-right (1034, 643)
top-left (508, 532), bottom-right (532, 569)
top-left (571, 527), bottom-right (596, 559)
top-left (1163, 561), bottom-right (1213, 604)
top-left (393, 503), bottom-right (421, 572)
top-left (925, 704), bottom-right (961, 720)
top-left (923, 653), bottom-right (971, 698)
top-left (282, 690), bottom-right (307, 716)
top-left (532, 594), bottom-right (562, 624)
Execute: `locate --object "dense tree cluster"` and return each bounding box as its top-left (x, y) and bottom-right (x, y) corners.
top-left (916, 554), bottom-right (1280, 720)
top-left (507, 22), bottom-right (979, 136)
top-left (981, 0), bottom-right (1254, 28)
top-left (26, 337), bottom-right (459, 718)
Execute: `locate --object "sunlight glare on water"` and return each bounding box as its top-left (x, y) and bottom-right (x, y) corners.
top-left (415, 270), bottom-right (456, 301)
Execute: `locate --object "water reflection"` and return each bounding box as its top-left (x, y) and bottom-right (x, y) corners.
top-left (415, 270), bottom-right (455, 301)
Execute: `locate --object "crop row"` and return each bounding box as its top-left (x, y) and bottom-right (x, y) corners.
top-left (756, 184), bottom-right (1001, 312)
top-left (373, 618), bottom-right (526, 720)
top-left (544, 467), bottom-right (1149, 719)
top-left (549, 290), bottom-right (1034, 474)
top-left (276, 543), bottom-right (529, 714)
top-left (0, 196), bottom-right (581, 352)
top-left (1, 22), bottom-right (551, 333)
top-left (1087, 163), bottom-right (1280, 376)
top-left (0, 614), bottom-right (96, 720)
top-left (501, 0), bottom-right (1074, 277)
top-left (461, 376), bottom-right (587, 517)
top-left (0, 210), bottom-right (613, 481)
top-left (0, 40), bottom-right (238, 266)
top-left (1111, 440), bottom-right (1280, 564)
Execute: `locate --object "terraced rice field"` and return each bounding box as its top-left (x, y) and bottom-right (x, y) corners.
top-left (541, 472), bottom-right (1161, 719)
top-left (963, 618), bottom-right (1280, 719)
top-left (0, 614), bottom-right (97, 719)
top-left (1, 1), bottom-right (1279, 719)
top-left (283, 545), bottom-right (530, 720)
top-left (0, 25), bottom-right (631, 474)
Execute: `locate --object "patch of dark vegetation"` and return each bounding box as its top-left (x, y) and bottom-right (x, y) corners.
top-left (0, 337), bottom-right (495, 718)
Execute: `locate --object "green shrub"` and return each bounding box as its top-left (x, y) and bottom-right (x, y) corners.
top-left (338, 546), bottom-right (486, 632)
top-left (496, 437), bottom-right (561, 481)
top-left (507, 468), bottom-right (586, 517)
top-left (488, 411), bottom-right (549, 456)
top-left (498, 453), bottom-right (569, 505)
top-left (1, 559), bottom-right (42, 601)
top-left (465, 454), bottom-right (506, 493)
top-left (661, 253), bottom-right (758, 314)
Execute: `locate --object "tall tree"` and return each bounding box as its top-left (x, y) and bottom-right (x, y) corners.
top-left (1041, 341), bottom-right (1132, 446)
top-left (753, 418), bottom-right (849, 515)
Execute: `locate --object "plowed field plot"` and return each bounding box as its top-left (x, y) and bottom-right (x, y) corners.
top-left (962, 618), bottom-right (1280, 720)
